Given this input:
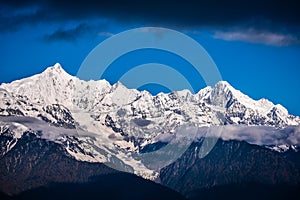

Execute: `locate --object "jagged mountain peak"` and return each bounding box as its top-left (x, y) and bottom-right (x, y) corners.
top-left (42, 63), bottom-right (73, 80)
top-left (214, 80), bottom-right (232, 87)
top-left (206, 81), bottom-right (249, 109)
top-left (212, 81), bottom-right (251, 101)
top-left (112, 81), bottom-right (130, 91)
top-left (43, 63), bottom-right (64, 74)
top-left (274, 104), bottom-right (288, 115)
top-left (46, 62), bottom-right (63, 71)
top-left (208, 81), bottom-right (275, 112)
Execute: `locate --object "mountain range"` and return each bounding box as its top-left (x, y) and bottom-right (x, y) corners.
top-left (0, 63), bottom-right (299, 199)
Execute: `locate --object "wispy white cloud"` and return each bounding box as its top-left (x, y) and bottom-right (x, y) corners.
top-left (98, 32), bottom-right (114, 37)
top-left (139, 27), bottom-right (167, 33)
top-left (213, 29), bottom-right (299, 46)
top-left (153, 124), bottom-right (300, 146)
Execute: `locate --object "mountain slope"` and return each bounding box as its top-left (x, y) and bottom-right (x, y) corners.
top-left (0, 131), bottom-right (115, 195)
top-left (160, 139), bottom-right (300, 197)
top-left (0, 131), bottom-right (185, 199)
top-left (12, 174), bottom-right (185, 200)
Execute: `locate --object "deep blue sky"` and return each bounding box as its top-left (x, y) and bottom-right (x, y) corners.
top-left (0, 1), bottom-right (300, 116)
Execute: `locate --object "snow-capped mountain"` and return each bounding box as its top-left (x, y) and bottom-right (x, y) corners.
top-left (0, 63), bottom-right (300, 180)
top-left (1, 63), bottom-right (298, 128)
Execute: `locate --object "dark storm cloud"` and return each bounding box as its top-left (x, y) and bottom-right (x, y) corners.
top-left (1, 0), bottom-right (299, 43)
top-left (43, 24), bottom-right (91, 42)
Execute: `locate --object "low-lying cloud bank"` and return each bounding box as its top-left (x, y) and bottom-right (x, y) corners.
top-left (1, 116), bottom-right (300, 147)
top-left (196, 125), bottom-right (300, 146)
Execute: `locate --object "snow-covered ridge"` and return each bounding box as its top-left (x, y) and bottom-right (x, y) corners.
top-left (1, 63), bottom-right (299, 133)
top-left (1, 63), bottom-right (300, 178)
